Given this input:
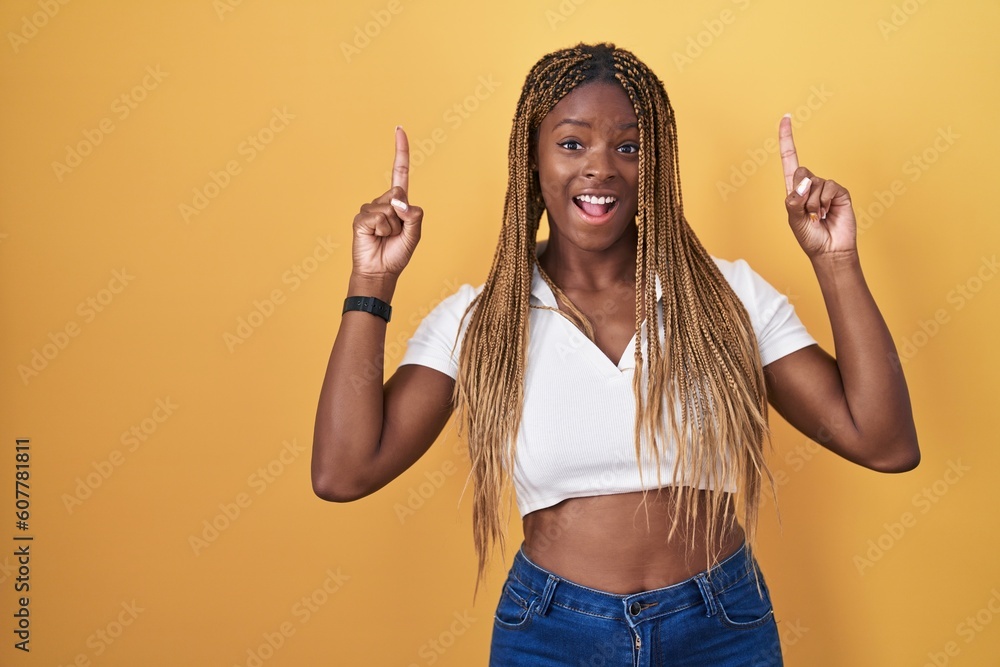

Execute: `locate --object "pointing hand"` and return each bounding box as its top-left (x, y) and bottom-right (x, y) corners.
top-left (779, 115), bottom-right (857, 257)
top-left (351, 126), bottom-right (424, 278)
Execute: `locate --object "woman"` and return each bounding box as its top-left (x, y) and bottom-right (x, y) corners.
top-left (312, 43), bottom-right (919, 665)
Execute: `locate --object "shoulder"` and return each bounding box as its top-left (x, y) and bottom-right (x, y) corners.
top-left (399, 282), bottom-right (483, 379)
top-left (709, 254), bottom-right (817, 364)
top-left (710, 255), bottom-right (755, 283)
top-left (407, 280), bottom-right (484, 343)
top-left (709, 255), bottom-right (768, 306)
top-left (418, 282), bottom-right (482, 325)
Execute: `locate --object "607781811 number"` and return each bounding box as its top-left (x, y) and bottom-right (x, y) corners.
top-left (14, 438), bottom-right (32, 653)
top-left (15, 439), bottom-right (30, 532)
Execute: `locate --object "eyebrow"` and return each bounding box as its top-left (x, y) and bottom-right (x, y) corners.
top-left (553, 118), bottom-right (638, 131)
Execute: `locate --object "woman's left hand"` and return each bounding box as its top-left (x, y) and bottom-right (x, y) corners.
top-left (779, 115), bottom-right (858, 257)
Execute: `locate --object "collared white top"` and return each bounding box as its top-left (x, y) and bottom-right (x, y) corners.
top-left (399, 256), bottom-right (817, 518)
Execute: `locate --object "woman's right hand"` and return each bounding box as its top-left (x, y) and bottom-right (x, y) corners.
top-left (351, 126), bottom-right (424, 279)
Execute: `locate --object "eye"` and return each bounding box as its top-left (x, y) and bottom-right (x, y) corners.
top-left (558, 140), bottom-right (583, 150)
top-left (618, 143), bottom-right (640, 155)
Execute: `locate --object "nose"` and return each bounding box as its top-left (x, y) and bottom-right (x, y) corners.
top-left (583, 147), bottom-right (617, 181)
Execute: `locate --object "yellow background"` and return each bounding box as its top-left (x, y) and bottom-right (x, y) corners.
top-left (2, 0), bottom-right (998, 664)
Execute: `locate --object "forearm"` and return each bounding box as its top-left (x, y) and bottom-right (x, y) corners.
top-left (312, 273), bottom-right (398, 498)
top-left (810, 250), bottom-right (918, 464)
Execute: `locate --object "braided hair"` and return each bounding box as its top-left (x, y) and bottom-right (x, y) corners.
top-left (454, 43), bottom-right (773, 602)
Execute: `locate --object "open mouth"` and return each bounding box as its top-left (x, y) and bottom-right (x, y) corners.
top-left (573, 194), bottom-right (619, 223)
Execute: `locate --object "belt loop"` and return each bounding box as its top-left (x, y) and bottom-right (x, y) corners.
top-left (536, 574), bottom-right (559, 617)
top-left (694, 573), bottom-right (718, 618)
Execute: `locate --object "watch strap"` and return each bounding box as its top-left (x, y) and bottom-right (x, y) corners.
top-left (343, 295), bottom-right (392, 322)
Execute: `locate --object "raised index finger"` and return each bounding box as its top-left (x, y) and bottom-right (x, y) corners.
top-left (392, 125), bottom-right (409, 193)
top-left (778, 114), bottom-right (799, 196)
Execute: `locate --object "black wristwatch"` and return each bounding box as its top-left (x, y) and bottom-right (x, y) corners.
top-left (343, 296), bottom-right (392, 323)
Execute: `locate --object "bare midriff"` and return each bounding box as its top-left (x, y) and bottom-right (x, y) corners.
top-left (521, 487), bottom-right (746, 595)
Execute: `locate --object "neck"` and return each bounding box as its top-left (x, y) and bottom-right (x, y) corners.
top-left (537, 227), bottom-right (638, 293)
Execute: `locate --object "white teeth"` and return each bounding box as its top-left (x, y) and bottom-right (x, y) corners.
top-left (575, 194), bottom-right (617, 204)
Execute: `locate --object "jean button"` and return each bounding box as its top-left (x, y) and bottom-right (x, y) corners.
top-left (628, 601), bottom-right (641, 616)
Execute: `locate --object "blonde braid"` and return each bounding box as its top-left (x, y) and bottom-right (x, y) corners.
top-left (454, 43), bottom-right (775, 603)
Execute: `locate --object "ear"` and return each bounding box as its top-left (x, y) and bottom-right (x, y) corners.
top-left (528, 130), bottom-right (539, 171)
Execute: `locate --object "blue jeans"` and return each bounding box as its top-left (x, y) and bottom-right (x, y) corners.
top-left (489, 540), bottom-right (783, 666)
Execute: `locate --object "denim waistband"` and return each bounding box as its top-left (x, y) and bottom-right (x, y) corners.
top-left (508, 540), bottom-right (759, 623)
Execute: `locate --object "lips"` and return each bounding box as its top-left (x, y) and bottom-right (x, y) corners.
top-left (573, 193), bottom-right (619, 224)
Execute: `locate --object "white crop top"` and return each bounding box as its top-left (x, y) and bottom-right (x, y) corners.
top-left (399, 256), bottom-right (817, 518)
